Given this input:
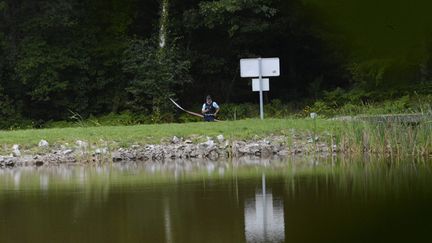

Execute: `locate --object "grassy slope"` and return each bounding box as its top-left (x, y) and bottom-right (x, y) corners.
top-left (0, 119), bottom-right (330, 149)
top-left (0, 118), bottom-right (430, 157)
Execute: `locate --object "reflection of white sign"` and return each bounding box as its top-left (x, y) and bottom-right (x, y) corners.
top-left (240, 58), bottom-right (280, 78)
top-left (245, 175), bottom-right (285, 243)
top-left (252, 79), bottom-right (269, 92)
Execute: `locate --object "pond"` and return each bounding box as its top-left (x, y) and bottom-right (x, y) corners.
top-left (0, 157), bottom-right (431, 243)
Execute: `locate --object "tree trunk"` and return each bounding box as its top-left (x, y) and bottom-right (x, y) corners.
top-left (159, 0), bottom-right (169, 49)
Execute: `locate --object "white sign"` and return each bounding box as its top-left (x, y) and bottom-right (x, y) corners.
top-left (240, 57), bottom-right (280, 120)
top-left (245, 174), bottom-right (285, 242)
top-left (240, 58), bottom-right (280, 78)
top-left (252, 79), bottom-right (269, 91)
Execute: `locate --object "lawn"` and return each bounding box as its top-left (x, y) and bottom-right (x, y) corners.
top-left (0, 118), bottom-right (430, 157)
top-left (0, 118), bottom-right (329, 148)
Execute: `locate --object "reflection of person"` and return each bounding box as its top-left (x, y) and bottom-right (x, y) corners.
top-left (201, 95), bottom-right (220, 122)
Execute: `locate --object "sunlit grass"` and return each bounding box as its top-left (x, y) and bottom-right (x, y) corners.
top-left (0, 118), bottom-right (430, 157)
top-left (0, 118), bottom-right (330, 148)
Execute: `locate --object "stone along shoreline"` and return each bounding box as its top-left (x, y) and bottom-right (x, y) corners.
top-left (0, 134), bottom-right (337, 167)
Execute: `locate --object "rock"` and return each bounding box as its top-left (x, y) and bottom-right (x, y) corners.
top-left (62, 149), bottom-right (74, 155)
top-left (38, 140), bottom-right (49, 147)
top-left (260, 144), bottom-right (274, 158)
top-left (12, 144), bottom-right (21, 157)
top-left (35, 161), bottom-right (44, 167)
top-left (76, 140), bottom-right (88, 149)
top-left (5, 158), bottom-right (15, 167)
top-left (332, 144), bottom-right (338, 153)
top-left (217, 134), bottom-right (225, 143)
top-left (172, 136), bottom-right (180, 144)
top-left (277, 149), bottom-right (290, 156)
top-left (317, 144), bottom-right (329, 153)
top-left (294, 148), bottom-right (303, 154)
top-left (248, 143), bottom-right (261, 155)
top-left (112, 152), bottom-right (123, 162)
top-left (95, 148), bottom-right (108, 155)
top-left (201, 139), bottom-right (214, 148)
top-left (219, 140), bottom-right (230, 149)
top-left (0, 134), bottom-right (342, 166)
top-left (207, 150), bottom-right (220, 160)
top-left (232, 141), bottom-right (247, 156)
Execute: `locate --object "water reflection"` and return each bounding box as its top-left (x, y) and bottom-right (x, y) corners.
top-left (0, 157), bottom-right (431, 243)
top-left (39, 174), bottom-right (49, 191)
top-left (163, 199), bottom-right (174, 243)
top-left (245, 174), bottom-right (285, 243)
top-left (0, 158), bottom-right (289, 191)
top-left (13, 170), bottom-right (21, 189)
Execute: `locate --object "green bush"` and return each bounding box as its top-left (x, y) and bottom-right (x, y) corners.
top-left (307, 90), bottom-right (431, 117)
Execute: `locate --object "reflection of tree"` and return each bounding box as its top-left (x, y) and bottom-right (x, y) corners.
top-left (245, 174), bottom-right (285, 242)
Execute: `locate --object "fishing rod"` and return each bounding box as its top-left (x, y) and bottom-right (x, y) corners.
top-left (169, 98), bottom-right (221, 121)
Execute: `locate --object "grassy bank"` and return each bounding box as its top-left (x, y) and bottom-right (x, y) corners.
top-left (0, 119), bottom-right (321, 148)
top-left (0, 118), bottom-right (431, 157)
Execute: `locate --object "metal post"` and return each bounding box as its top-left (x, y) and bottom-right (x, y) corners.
top-left (258, 58), bottom-right (264, 120)
top-left (262, 173), bottom-right (267, 240)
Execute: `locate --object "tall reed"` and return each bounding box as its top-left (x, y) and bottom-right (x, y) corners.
top-left (331, 120), bottom-right (432, 157)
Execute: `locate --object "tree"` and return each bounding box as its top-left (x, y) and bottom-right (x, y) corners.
top-left (122, 38), bottom-right (191, 122)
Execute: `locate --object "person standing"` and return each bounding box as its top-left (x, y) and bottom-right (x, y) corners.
top-left (201, 95), bottom-right (220, 122)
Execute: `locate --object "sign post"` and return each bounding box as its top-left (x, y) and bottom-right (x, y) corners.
top-left (258, 58), bottom-right (264, 119)
top-left (240, 57), bottom-right (280, 120)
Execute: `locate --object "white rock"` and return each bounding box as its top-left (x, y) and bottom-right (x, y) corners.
top-left (204, 139), bottom-right (214, 147)
top-left (12, 144), bottom-right (21, 157)
top-left (75, 140), bottom-right (88, 149)
top-left (172, 136), bottom-right (180, 144)
top-left (217, 134), bottom-right (225, 143)
top-left (332, 144), bottom-right (337, 152)
top-left (62, 149), bottom-right (74, 155)
top-left (38, 140), bottom-right (49, 147)
top-left (95, 148), bottom-right (108, 154)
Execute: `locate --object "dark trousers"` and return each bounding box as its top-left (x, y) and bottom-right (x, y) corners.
top-left (204, 115), bottom-right (215, 122)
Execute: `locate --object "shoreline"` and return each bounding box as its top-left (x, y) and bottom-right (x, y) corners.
top-left (0, 117), bottom-right (430, 168)
top-left (0, 135), bottom-right (337, 168)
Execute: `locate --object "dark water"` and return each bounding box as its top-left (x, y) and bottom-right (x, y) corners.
top-left (0, 158), bottom-right (431, 243)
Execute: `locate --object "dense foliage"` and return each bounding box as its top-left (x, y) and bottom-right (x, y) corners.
top-left (0, 0), bottom-right (431, 128)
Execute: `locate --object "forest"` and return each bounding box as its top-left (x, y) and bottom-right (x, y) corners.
top-left (0, 0), bottom-right (431, 128)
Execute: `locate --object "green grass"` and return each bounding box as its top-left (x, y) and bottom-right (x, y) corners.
top-left (0, 118), bottom-right (430, 157)
top-left (0, 118), bottom-right (326, 149)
